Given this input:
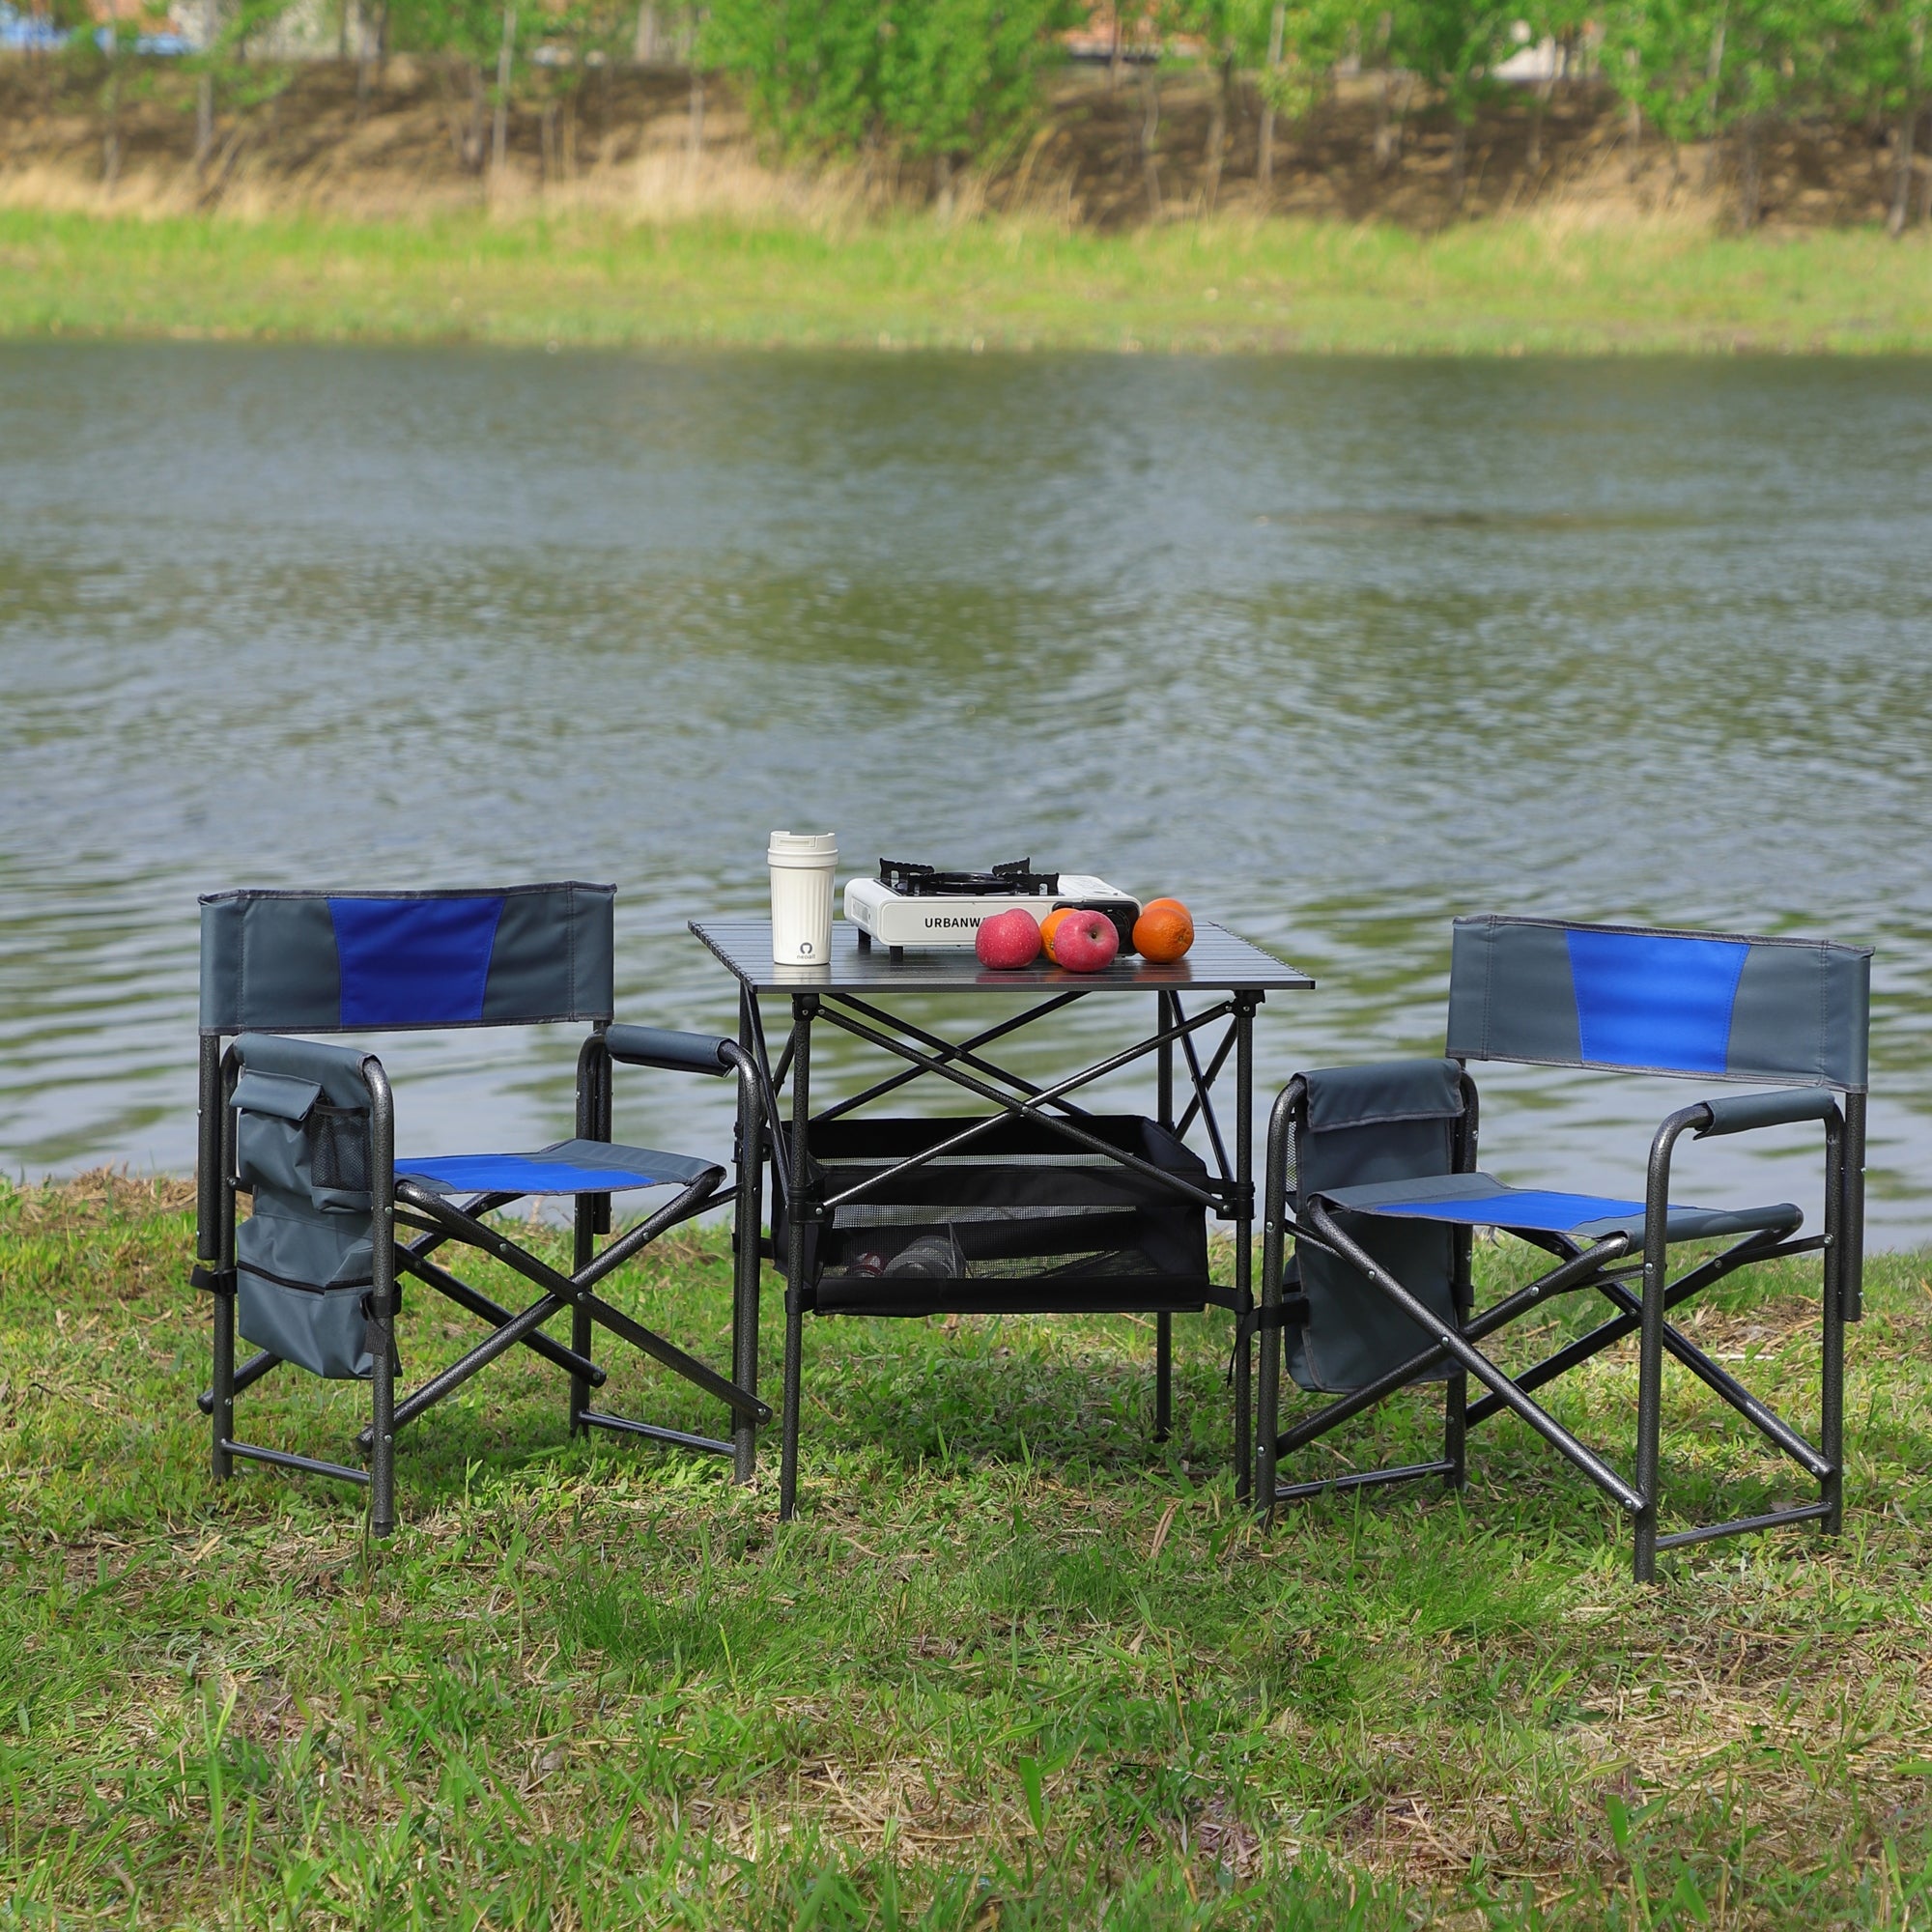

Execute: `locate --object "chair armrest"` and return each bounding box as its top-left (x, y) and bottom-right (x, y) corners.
top-left (1693, 1088), bottom-right (1838, 1139)
top-left (604, 1024), bottom-right (735, 1078)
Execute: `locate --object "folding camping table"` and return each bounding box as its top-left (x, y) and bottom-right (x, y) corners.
top-left (690, 918), bottom-right (1314, 1516)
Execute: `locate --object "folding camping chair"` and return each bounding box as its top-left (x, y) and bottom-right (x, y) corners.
top-left (193, 883), bottom-right (771, 1534)
top-left (1256, 915), bottom-right (1870, 1580)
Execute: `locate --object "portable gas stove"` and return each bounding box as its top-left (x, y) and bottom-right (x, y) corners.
top-left (843, 858), bottom-right (1142, 957)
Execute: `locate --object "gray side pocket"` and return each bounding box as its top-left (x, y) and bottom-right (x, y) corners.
top-left (236, 1194), bottom-right (379, 1381)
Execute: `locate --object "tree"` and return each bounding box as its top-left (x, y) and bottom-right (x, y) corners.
top-left (1604, 0), bottom-right (1862, 224)
top-left (1857, 0), bottom-right (1932, 233)
top-left (388, 0), bottom-right (522, 171)
top-left (1385, 0), bottom-right (1520, 204)
top-left (701, 0), bottom-right (1079, 190)
top-left (1254, 0), bottom-right (1357, 186)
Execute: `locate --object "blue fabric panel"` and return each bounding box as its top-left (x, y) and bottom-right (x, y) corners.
top-left (1566, 927), bottom-right (1747, 1075)
top-left (329, 895), bottom-right (504, 1028)
top-left (1366, 1187), bottom-right (1646, 1233)
top-left (399, 1152), bottom-right (668, 1196)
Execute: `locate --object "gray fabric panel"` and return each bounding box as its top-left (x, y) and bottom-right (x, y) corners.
top-left (1323, 1171), bottom-right (1512, 1212)
top-left (1444, 916), bottom-right (1582, 1065)
top-left (1579, 1200), bottom-right (1801, 1243)
top-left (234, 1033), bottom-right (374, 1109)
top-left (1302, 1059), bottom-right (1463, 1133)
top-left (482, 883), bottom-right (615, 1024)
top-left (236, 1199), bottom-right (377, 1379)
top-left (1287, 1218), bottom-right (1457, 1394)
top-left (237, 1277), bottom-right (377, 1380)
top-left (1728, 940), bottom-right (1871, 1091)
top-left (1288, 1065), bottom-right (1462, 1395)
top-left (541, 1138), bottom-right (720, 1185)
top-left (200, 893), bottom-right (341, 1034)
top-left (232, 1068), bottom-right (321, 1122)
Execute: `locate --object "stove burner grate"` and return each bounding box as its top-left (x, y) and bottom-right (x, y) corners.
top-left (876, 857), bottom-right (1061, 898)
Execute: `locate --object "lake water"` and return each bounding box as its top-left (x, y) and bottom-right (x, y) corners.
top-left (3, 344), bottom-right (1928, 1242)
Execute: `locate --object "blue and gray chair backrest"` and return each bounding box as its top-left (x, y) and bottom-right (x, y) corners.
top-left (200, 883), bottom-right (616, 1037)
top-left (202, 884), bottom-right (616, 1379)
top-left (1445, 916), bottom-right (1870, 1091)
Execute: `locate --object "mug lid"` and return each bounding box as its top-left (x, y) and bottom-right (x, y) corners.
top-left (769, 831), bottom-right (838, 856)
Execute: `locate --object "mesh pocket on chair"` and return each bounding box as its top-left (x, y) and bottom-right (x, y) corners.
top-left (307, 1105), bottom-right (371, 1198)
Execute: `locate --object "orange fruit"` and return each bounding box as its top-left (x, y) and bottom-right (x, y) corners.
top-left (1133, 898), bottom-right (1194, 963)
top-left (1038, 906), bottom-right (1075, 961)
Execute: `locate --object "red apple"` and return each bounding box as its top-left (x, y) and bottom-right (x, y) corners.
top-left (1051, 908), bottom-right (1121, 974)
top-left (976, 906), bottom-right (1043, 970)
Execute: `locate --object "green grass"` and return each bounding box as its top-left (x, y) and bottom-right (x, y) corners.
top-left (4, 206), bottom-right (1932, 353)
top-left (4, 1172), bottom-right (1932, 1927)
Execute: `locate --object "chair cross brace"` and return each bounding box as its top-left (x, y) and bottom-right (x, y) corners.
top-left (1463, 1229), bottom-right (1821, 1424)
top-left (1277, 1174), bottom-right (1842, 1571)
top-left (362, 1179), bottom-right (773, 1451)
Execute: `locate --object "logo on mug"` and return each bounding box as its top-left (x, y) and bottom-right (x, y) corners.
top-left (799, 941), bottom-right (814, 956)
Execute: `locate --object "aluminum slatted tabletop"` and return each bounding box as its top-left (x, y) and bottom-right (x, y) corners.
top-left (690, 917), bottom-right (1315, 1518)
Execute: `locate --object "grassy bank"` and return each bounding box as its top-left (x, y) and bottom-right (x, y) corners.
top-left (4, 207), bottom-right (1932, 353)
top-left (3, 1173), bottom-right (1930, 1926)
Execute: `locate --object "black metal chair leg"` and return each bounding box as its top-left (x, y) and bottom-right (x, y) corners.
top-left (1633, 1111), bottom-right (1698, 1582)
top-left (211, 1284), bottom-right (236, 1483)
top-left (780, 1289), bottom-right (805, 1520)
top-left (1154, 1314), bottom-right (1172, 1442)
top-left (367, 1060), bottom-right (399, 1540)
top-left (1821, 1108), bottom-right (1847, 1536)
top-left (1443, 1371), bottom-right (1466, 1492)
top-left (570, 1197), bottom-right (594, 1435)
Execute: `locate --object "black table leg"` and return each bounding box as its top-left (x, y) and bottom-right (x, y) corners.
top-left (1155, 990), bottom-right (1174, 1443)
top-left (779, 992), bottom-right (816, 1521)
top-left (732, 987), bottom-right (765, 1484)
top-left (1233, 993), bottom-right (1258, 1503)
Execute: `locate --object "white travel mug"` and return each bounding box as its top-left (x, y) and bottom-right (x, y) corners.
top-left (768, 831), bottom-right (838, 965)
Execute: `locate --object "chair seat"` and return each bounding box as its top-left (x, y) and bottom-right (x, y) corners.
top-left (398, 1138), bottom-right (722, 1198)
top-left (1316, 1170), bottom-right (1801, 1244)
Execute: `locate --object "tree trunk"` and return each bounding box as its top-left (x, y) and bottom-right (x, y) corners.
top-left (465, 61), bottom-right (487, 171)
top-left (1139, 63), bottom-right (1162, 216)
top-left (1891, 15), bottom-right (1925, 236)
top-left (196, 0), bottom-right (216, 170)
top-left (1738, 113), bottom-right (1761, 229)
top-left (102, 48), bottom-right (122, 190)
top-left (356, 0), bottom-right (385, 117)
top-left (1528, 78), bottom-right (1548, 172)
top-left (1450, 118), bottom-right (1467, 209)
top-left (634, 2), bottom-right (657, 63)
top-left (1258, 0), bottom-right (1285, 190)
top-left (492, 7), bottom-right (515, 181)
top-left (1626, 98), bottom-right (1641, 183)
top-left (1204, 53), bottom-right (1230, 212)
top-left (689, 67), bottom-right (705, 158)
top-left (1700, 12), bottom-right (1725, 189)
top-left (1109, 4), bottom-right (1122, 92)
top-left (1891, 100), bottom-right (1920, 237)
